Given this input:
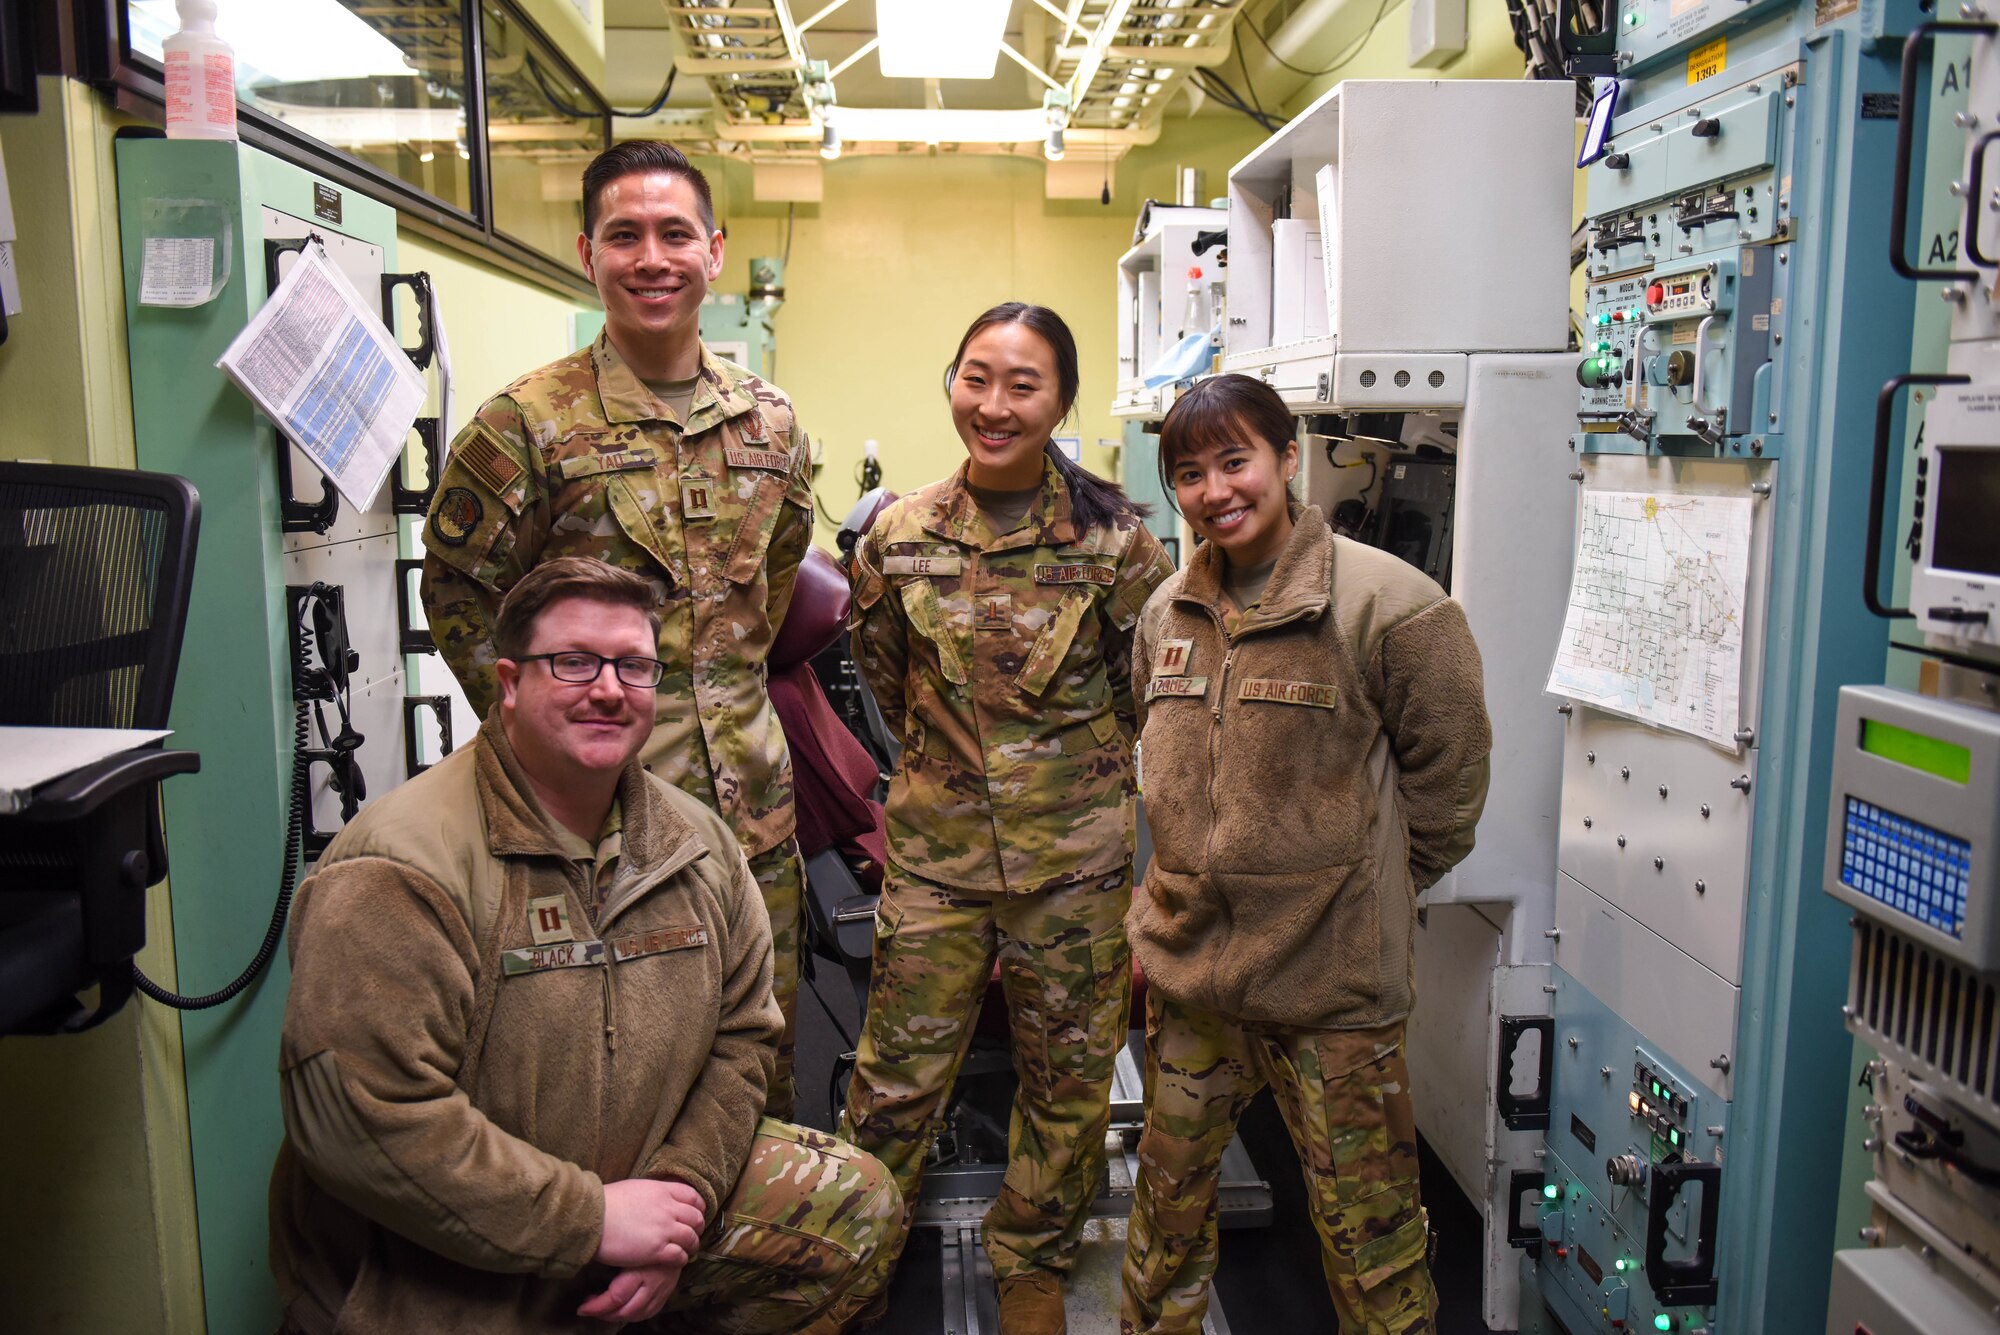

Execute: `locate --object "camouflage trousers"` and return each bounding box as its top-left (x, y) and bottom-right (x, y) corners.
top-left (749, 839), bottom-right (803, 1123)
top-left (646, 1117), bottom-right (903, 1334)
top-left (838, 864), bottom-right (1134, 1306)
top-left (1121, 996), bottom-right (1434, 1335)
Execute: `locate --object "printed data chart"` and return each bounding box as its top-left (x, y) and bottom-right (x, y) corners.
top-left (1546, 488), bottom-right (1754, 750)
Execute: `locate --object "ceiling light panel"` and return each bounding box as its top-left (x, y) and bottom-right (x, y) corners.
top-left (877, 0), bottom-right (1010, 79)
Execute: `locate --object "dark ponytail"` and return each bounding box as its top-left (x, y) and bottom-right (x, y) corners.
top-left (945, 302), bottom-right (1152, 532)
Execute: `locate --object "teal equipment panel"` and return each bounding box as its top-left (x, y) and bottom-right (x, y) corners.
top-left (1118, 419), bottom-right (1180, 560)
top-left (699, 289), bottom-right (778, 381)
top-left (117, 138), bottom-right (401, 1334)
top-left (1544, 0), bottom-right (1931, 1330)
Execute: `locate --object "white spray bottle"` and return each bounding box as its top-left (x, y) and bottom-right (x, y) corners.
top-left (163, 0), bottom-right (238, 141)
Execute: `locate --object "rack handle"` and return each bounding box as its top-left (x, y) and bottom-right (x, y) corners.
top-left (1869, 373), bottom-right (1967, 619)
top-left (1963, 128), bottom-right (2000, 268)
top-left (1892, 23), bottom-right (1996, 282)
top-left (1645, 1158), bottom-right (1721, 1306)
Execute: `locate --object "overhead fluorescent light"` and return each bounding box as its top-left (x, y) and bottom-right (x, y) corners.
top-left (877, 0), bottom-right (1010, 79)
top-left (830, 106), bottom-right (1048, 144)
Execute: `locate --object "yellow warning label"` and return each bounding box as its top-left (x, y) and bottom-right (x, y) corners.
top-left (1688, 36), bottom-right (1726, 85)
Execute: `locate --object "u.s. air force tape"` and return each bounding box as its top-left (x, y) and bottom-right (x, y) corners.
top-left (1034, 563), bottom-right (1116, 585)
top-left (725, 445), bottom-right (790, 472)
top-left (1237, 679), bottom-right (1338, 709)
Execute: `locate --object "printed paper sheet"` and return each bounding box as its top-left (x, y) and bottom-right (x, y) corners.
top-left (216, 243), bottom-right (425, 511)
top-left (1546, 487), bottom-right (1754, 750)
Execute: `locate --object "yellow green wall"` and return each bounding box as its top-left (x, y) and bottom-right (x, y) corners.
top-left (0, 78), bottom-right (139, 469)
top-left (0, 77), bottom-right (205, 1335)
top-left (688, 118), bottom-right (1265, 539)
top-left (1281, 0), bottom-right (1533, 111)
top-left (395, 230), bottom-right (597, 439)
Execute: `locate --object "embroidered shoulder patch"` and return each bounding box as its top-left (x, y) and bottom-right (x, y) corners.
top-left (455, 433), bottom-right (522, 495)
top-left (1146, 675), bottom-right (1209, 701)
top-left (430, 487), bottom-right (483, 546)
top-left (1238, 679), bottom-right (1339, 709)
top-left (1034, 563), bottom-right (1116, 586)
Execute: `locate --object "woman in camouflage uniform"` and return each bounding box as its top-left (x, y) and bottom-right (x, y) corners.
top-left (1120, 375), bottom-right (1492, 1335)
top-left (838, 304), bottom-right (1173, 1334)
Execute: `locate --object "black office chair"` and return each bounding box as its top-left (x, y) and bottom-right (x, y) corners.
top-left (0, 462), bottom-right (201, 1035)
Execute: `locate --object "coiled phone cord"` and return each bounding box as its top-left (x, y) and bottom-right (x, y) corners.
top-left (130, 594), bottom-right (317, 1009)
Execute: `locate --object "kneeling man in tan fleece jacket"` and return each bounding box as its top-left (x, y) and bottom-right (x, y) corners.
top-left (269, 556), bottom-right (900, 1334)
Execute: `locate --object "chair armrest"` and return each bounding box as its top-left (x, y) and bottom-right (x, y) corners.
top-left (19, 748), bottom-right (202, 823)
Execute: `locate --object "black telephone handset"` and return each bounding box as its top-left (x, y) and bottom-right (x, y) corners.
top-left (291, 583), bottom-right (368, 847)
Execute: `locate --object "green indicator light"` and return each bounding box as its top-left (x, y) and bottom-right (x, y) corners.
top-left (1651, 1081), bottom-right (1662, 1097)
top-left (1598, 313), bottom-right (1612, 326)
top-left (1597, 341), bottom-right (1612, 353)
top-left (1544, 1183), bottom-right (1560, 1200)
top-left (1614, 1258), bottom-right (1627, 1272)
top-left (1669, 1128), bottom-right (1681, 1145)
top-left (1655, 1315), bottom-right (1674, 1332)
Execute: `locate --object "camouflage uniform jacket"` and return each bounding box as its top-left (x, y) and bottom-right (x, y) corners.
top-left (1129, 505), bottom-right (1492, 1031)
top-left (850, 460), bottom-right (1173, 894)
top-left (269, 711), bottom-right (781, 1334)
top-left (421, 335), bottom-right (813, 858)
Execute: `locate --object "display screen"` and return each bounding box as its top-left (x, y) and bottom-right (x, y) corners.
top-left (1861, 718), bottom-right (1972, 784)
top-left (1578, 81), bottom-right (1619, 168)
top-left (1933, 448), bottom-right (2000, 577)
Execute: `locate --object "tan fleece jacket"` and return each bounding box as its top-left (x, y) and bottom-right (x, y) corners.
top-left (1129, 505), bottom-right (1492, 1031)
top-left (268, 712), bottom-right (781, 1335)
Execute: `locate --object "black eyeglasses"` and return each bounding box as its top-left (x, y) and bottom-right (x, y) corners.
top-left (516, 651), bottom-right (667, 689)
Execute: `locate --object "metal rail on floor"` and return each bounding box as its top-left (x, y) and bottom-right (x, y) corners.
top-left (923, 1035), bottom-right (1269, 1335)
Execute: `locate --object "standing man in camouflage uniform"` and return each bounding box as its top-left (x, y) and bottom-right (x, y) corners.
top-left (422, 141), bottom-right (813, 1119)
top-left (839, 305), bottom-right (1174, 1334)
top-left (270, 558), bottom-right (899, 1334)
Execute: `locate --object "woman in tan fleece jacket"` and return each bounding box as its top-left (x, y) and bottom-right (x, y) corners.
top-left (1119, 376), bottom-right (1492, 1335)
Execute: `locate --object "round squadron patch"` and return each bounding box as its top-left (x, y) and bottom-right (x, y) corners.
top-left (431, 486), bottom-right (483, 547)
